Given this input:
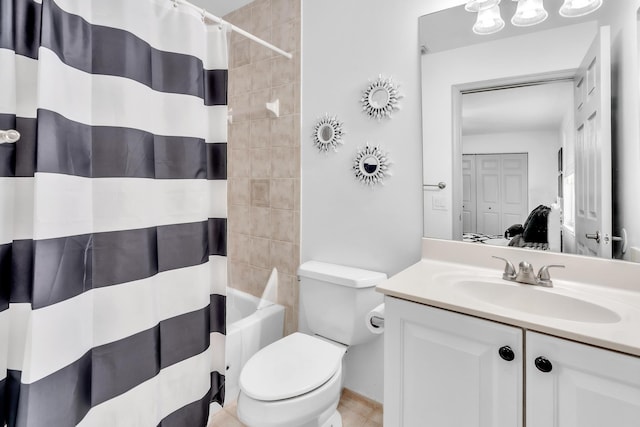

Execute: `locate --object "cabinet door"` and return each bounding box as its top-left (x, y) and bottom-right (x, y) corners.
top-left (527, 331), bottom-right (640, 427)
top-left (384, 297), bottom-right (523, 427)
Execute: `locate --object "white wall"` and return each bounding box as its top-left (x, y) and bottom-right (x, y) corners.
top-left (300, 0), bottom-right (640, 403)
top-left (463, 130), bottom-right (561, 211)
top-left (301, 0), bottom-right (468, 403)
top-left (422, 23), bottom-right (596, 239)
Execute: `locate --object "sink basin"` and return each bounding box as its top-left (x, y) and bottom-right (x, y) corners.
top-left (453, 280), bottom-right (621, 324)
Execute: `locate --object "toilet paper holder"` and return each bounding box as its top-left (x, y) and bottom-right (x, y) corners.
top-left (369, 316), bottom-right (384, 329)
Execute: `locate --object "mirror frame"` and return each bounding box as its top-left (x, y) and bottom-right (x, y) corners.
top-left (353, 144), bottom-right (391, 186)
top-left (360, 75), bottom-right (402, 120)
top-left (312, 113), bottom-right (345, 153)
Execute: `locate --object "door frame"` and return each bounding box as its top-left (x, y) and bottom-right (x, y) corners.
top-left (451, 70), bottom-right (577, 241)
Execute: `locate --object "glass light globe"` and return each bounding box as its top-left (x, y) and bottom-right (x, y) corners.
top-left (473, 4), bottom-right (506, 35)
top-left (559, 0), bottom-right (603, 18)
top-left (512, 0), bottom-right (548, 26)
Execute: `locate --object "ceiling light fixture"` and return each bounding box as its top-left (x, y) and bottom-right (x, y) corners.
top-left (559, 0), bottom-right (603, 17)
top-left (511, 0), bottom-right (548, 26)
top-left (472, 4), bottom-right (506, 35)
top-left (465, 0), bottom-right (604, 35)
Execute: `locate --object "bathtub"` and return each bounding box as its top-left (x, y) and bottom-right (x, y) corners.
top-left (223, 287), bottom-right (285, 405)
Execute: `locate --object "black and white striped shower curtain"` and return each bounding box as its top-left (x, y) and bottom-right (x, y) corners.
top-left (0, 0), bottom-right (228, 425)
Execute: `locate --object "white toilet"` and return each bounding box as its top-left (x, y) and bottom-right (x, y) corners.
top-left (236, 261), bottom-right (387, 427)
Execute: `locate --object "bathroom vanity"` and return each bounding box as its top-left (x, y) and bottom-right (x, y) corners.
top-left (378, 239), bottom-right (640, 427)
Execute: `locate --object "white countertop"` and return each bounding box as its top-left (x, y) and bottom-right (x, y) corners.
top-left (377, 239), bottom-right (640, 357)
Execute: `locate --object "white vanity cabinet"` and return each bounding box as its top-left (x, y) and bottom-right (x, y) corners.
top-left (384, 297), bottom-right (524, 427)
top-left (385, 297), bottom-right (640, 427)
top-left (526, 331), bottom-right (640, 427)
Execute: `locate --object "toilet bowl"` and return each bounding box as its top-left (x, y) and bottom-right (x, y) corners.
top-left (236, 261), bottom-right (387, 427)
top-left (237, 333), bottom-right (345, 427)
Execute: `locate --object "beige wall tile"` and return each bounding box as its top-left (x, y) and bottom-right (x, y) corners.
top-left (250, 88), bottom-right (271, 120)
top-left (271, 83), bottom-right (295, 116)
top-left (227, 5), bottom-right (253, 35)
top-left (271, 55), bottom-right (296, 87)
top-left (251, 206), bottom-right (271, 238)
top-left (250, 237), bottom-right (271, 269)
top-left (270, 240), bottom-right (297, 275)
top-left (250, 118), bottom-right (271, 148)
top-left (271, 147), bottom-right (299, 178)
top-left (283, 305), bottom-right (298, 336)
top-left (229, 93), bottom-right (251, 123)
top-left (251, 59), bottom-right (272, 92)
top-left (271, 18), bottom-right (300, 53)
top-left (232, 63), bottom-right (252, 95)
top-left (228, 204), bottom-right (252, 235)
top-left (229, 261), bottom-right (251, 292)
top-left (293, 178), bottom-right (300, 210)
top-left (231, 39), bottom-right (250, 69)
top-left (250, 148), bottom-right (271, 178)
top-left (250, 179), bottom-right (270, 207)
top-left (229, 232), bottom-right (251, 264)
top-left (250, 26), bottom-right (274, 63)
top-left (271, 115), bottom-right (297, 147)
top-left (229, 121), bottom-right (250, 148)
top-left (230, 149), bottom-right (251, 178)
top-left (293, 210), bottom-right (300, 243)
top-left (225, 0), bottom-right (300, 336)
top-left (251, 0), bottom-right (272, 33)
top-left (293, 82), bottom-right (300, 114)
top-left (270, 178), bottom-right (294, 209)
top-left (272, 0), bottom-right (301, 26)
top-left (271, 209), bottom-right (294, 242)
top-left (277, 273), bottom-right (299, 309)
top-left (229, 178), bottom-right (250, 206)
top-left (251, 266), bottom-right (272, 297)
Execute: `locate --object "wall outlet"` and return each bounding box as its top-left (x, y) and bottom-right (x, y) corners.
top-left (432, 196), bottom-right (448, 211)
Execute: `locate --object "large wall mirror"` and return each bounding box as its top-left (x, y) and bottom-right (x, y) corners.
top-left (420, 0), bottom-right (639, 260)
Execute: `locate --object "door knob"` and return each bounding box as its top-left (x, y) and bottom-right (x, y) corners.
top-left (498, 346), bottom-right (515, 361)
top-left (534, 356), bottom-right (553, 373)
top-left (585, 231), bottom-right (601, 243)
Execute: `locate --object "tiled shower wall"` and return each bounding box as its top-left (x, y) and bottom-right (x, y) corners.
top-left (225, 0), bottom-right (301, 335)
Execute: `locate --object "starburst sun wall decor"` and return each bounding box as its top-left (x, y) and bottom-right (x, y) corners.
top-left (353, 144), bottom-right (391, 186)
top-left (312, 113), bottom-right (345, 153)
top-left (360, 75), bottom-right (402, 120)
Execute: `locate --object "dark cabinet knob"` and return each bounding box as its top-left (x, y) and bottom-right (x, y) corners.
top-left (498, 346), bottom-right (515, 361)
top-left (535, 356), bottom-right (553, 373)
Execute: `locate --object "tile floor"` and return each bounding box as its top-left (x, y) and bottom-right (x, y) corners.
top-left (208, 389), bottom-right (383, 427)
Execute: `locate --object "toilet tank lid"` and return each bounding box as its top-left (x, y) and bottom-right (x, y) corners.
top-left (298, 261), bottom-right (387, 288)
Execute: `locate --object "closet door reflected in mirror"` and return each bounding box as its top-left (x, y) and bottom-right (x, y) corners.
top-left (463, 154), bottom-right (528, 238)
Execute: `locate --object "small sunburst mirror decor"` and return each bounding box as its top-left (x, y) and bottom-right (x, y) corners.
top-left (312, 114), bottom-right (345, 153)
top-left (353, 144), bottom-right (391, 186)
top-left (360, 75), bottom-right (402, 120)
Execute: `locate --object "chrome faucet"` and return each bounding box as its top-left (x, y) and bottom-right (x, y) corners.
top-left (492, 256), bottom-right (565, 288)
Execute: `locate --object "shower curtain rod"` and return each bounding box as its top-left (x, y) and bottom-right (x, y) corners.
top-left (173, 0), bottom-right (293, 60)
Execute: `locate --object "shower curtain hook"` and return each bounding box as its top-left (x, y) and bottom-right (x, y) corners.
top-left (171, 0), bottom-right (178, 8)
top-left (200, 8), bottom-right (207, 23)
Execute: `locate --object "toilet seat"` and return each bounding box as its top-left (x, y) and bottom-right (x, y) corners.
top-left (240, 332), bottom-right (346, 401)
top-left (237, 363), bottom-right (344, 427)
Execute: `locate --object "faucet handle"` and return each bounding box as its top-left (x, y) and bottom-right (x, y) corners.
top-left (536, 264), bottom-right (565, 287)
top-left (492, 256), bottom-right (516, 280)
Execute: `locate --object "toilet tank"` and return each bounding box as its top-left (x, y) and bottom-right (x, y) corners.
top-left (298, 261), bottom-right (387, 346)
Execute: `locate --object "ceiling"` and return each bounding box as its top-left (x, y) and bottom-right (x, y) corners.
top-left (462, 81), bottom-right (574, 135)
top-left (188, 0), bottom-right (253, 18)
